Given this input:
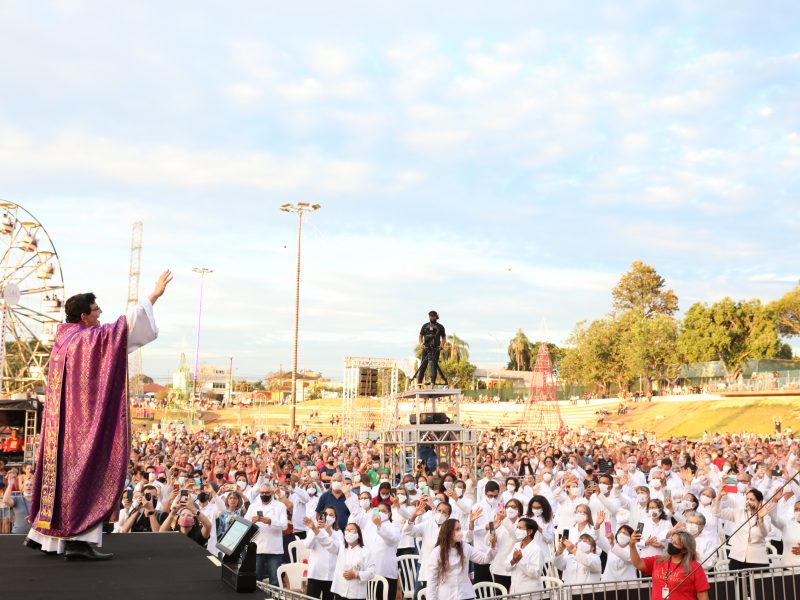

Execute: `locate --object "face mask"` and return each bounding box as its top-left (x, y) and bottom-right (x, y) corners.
top-left (794, 512), bottom-right (800, 523)
top-left (577, 541), bottom-right (592, 554)
top-left (372, 463), bottom-right (380, 470)
top-left (353, 475), bottom-right (361, 483)
top-left (325, 515), bottom-right (336, 526)
top-left (649, 509), bottom-right (660, 518)
top-left (500, 467), bottom-right (510, 474)
top-left (543, 473), bottom-right (553, 482)
top-left (197, 492), bottom-right (209, 503)
top-left (379, 512), bottom-right (389, 522)
top-left (397, 494), bottom-right (407, 503)
top-left (179, 477), bottom-right (187, 485)
top-left (344, 532), bottom-right (359, 545)
top-left (433, 499), bottom-right (442, 507)
top-left (617, 534), bottom-right (630, 546)
top-left (506, 508), bottom-right (519, 519)
top-left (686, 523), bottom-right (700, 536)
top-left (434, 512), bottom-right (448, 525)
top-left (737, 483), bottom-right (747, 494)
top-left (514, 528), bottom-right (528, 540)
top-left (667, 543), bottom-right (683, 556)
top-left (307, 487), bottom-right (317, 496)
top-left (331, 481), bottom-right (342, 492)
top-left (260, 494), bottom-right (272, 503)
top-left (507, 483), bottom-right (516, 492)
top-left (568, 487), bottom-right (578, 497)
top-left (615, 469), bottom-right (624, 478)
top-left (418, 481), bottom-right (427, 487)
top-left (453, 531), bottom-right (464, 543)
top-left (488, 497), bottom-right (498, 507)
top-left (237, 480), bottom-right (247, 490)
top-left (532, 508), bottom-right (543, 517)
top-left (700, 495), bottom-right (712, 505)
top-left (575, 513), bottom-right (587, 524)
top-left (628, 464), bottom-right (637, 472)
top-left (310, 472), bottom-right (319, 480)
top-left (405, 482), bottom-right (416, 492)
top-left (652, 480), bottom-right (662, 489)
top-left (704, 458), bottom-right (711, 465)
top-left (598, 484), bottom-right (609, 494)
top-left (178, 515), bottom-right (195, 528)
top-left (722, 465), bottom-right (731, 473)
top-left (380, 478), bottom-right (389, 485)
top-left (455, 488), bottom-right (464, 498)
top-left (683, 501), bottom-right (697, 511)
top-left (360, 499), bottom-right (371, 510)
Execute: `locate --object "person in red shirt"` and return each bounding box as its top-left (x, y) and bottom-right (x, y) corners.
top-left (2, 429), bottom-right (23, 453)
top-left (630, 530), bottom-right (710, 600)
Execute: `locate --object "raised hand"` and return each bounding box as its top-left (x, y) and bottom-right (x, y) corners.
top-left (148, 270), bottom-right (174, 305)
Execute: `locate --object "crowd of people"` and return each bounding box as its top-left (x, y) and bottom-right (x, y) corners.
top-left (3, 422), bottom-right (800, 599)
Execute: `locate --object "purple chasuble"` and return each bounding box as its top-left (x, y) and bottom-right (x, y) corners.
top-left (29, 315), bottom-right (129, 537)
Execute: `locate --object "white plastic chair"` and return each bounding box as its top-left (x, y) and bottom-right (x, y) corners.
top-left (367, 576), bottom-right (389, 600)
top-left (276, 563), bottom-right (307, 591)
top-left (473, 581), bottom-right (507, 599)
top-left (715, 559), bottom-right (730, 573)
top-left (414, 537), bottom-right (423, 553)
top-left (767, 543), bottom-right (783, 567)
top-left (397, 554), bottom-right (419, 599)
top-left (288, 539), bottom-right (310, 563)
top-left (418, 587), bottom-right (428, 600)
top-left (541, 576), bottom-right (564, 589)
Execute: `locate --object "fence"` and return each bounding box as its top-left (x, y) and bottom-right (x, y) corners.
top-left (258, 564), bottom-right (800, 600)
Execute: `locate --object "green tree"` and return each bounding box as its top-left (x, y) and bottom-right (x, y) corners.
top-left (621, 311), bottom-right (682, 391)
top-left (443, 333), bottom-right (470, 363)
top-left (679, 298), bottom-right (781, 379)
top-left (560, 317), bottom-right (630, 394)
top-left (769, 283), bottom-right (800, 336)
top-left (612, 261), bottom-right (679, 317)
top-left (507, 330), bottom-right (532, 370)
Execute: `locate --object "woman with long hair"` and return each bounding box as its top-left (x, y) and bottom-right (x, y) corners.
top-left (489, 498), bottom-right (525, 591)
top-left (427, 518), bottom-right (497, 600)
top-left (303, 506), bottom-right (342, 600)
top-left (322, 522), bottom-right (375, 600)
top-left (630, 530), bottom-right (710, 600)
top-left (639, 498), bottom-right (671, 559)
top-left (554, 532), bottom-right (602, 585)
top-left (526, 494), bottom-right (555, 559)
top-left (593, 511), bottom-right (636, 582)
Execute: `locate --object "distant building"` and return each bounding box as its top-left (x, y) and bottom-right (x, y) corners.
top-left (472, 368), bottom-right (533, 389)
top-left (170, 353), bottom-right (232, 401)
top-left (265, 369), bottom-right (330, 402)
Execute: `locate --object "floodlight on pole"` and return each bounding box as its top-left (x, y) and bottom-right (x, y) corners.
top-left (191, 267), bottom-right (213, 425)
top-left (279, 202), bottom-right (321, 430)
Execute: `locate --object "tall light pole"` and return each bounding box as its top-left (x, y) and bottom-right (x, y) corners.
top-left (280, 202), bottom-right (321, 430)
top-left (191, 267), bottom-right (213, 425)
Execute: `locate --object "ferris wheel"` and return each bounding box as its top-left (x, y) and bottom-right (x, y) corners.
top-left (0, 200), bottom-right (65, 398)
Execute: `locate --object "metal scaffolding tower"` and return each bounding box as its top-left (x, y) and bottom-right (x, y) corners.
top-left (126, 222), bottom-right (144, 401)
top-left (520, 342), bottom-right (565, 437)
top-left (341, 357), bottom-right (398, 441)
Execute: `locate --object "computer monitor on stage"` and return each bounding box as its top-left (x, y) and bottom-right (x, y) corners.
top-left (216, 516), bottom-right (257, 558)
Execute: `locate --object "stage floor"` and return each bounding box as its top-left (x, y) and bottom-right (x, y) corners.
top-left (2, 532), bottom-right (238, 600)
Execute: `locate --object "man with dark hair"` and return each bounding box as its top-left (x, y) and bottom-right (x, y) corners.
top-left (25, 270), bottom-right (172, 560)
top-left (417, 310), bottom-right (446, 387)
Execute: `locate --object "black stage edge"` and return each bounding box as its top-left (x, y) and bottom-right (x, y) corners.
top-left (2, 533), bottom-right (239, 600)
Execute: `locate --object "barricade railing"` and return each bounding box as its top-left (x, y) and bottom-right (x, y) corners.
top-left (255, 565), bottom-right (800, 600)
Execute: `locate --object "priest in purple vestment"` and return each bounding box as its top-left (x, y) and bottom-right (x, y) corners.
top-left (25, 270), bottom-right (173, 560)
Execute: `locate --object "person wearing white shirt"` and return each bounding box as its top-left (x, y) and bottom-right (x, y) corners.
top-left (528, 470), bottom-right (557, 509)
top-left (405, 497), bottom-right (453, 598)
top-left (589, 473), bottom-right (623, 534)
top-left (505, 518), bottom-right (544, 594)
top-left (714, 487), bottom-right (771, 569)
top-left (671, 512), bottom-right (717, 571)
top-left (768, 496), bottom-right (800, 567)
top-left (620, 486), bottom-right (651, 528)
top-left (289, 482), bottom-right (311, 539)
top-left (500, 477), bottom-right (530, 505)
top-left (320, 523), bottom-right (376, 600)
top-left (638, 499), bottom-right (671, 559)
top-left (427, 519), bottom-right (497, 600)
top-left (476, 466), bottom-right (496, 504)
top-left (303, 506), bottom-right (343, 600)
top-left (489, 498), bottom-right (525, 590)
top-left (568, 502), bottom-right (597, 545)
top-left (305, 483), bottom-right (321, 516)
top-left (444, 480), bottom-right (473, 530)
top-left (244, 483), bottom-right (289, 585)
top-left (624, 458), bottom-right (647, 492)
top-left (394, 489), bottom-right (419, 556)
top-left (526, 495), bottom-right (556, 563)
top-left (593, 511), bottom-right (636, 582)
top-left (469, 480), bottom-right (501, 584)
top-left (554, 533), bottom-right (602, 585)
top-left (347, 493), bottom-right (401, 600)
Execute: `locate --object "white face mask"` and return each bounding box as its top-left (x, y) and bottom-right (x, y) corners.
top-left (331, 481), bottom-right (342, 492)
top-left (397, 494), bottom-right (407, 503)
top-left (405, 482), bottom-right (416, 492)
top-left (532, 508), bottom-right (543, 517)
top-left (325, 515), bottom-right (336, 526)
top-left (686, 523), bottom-right (700, 536)
top-left (236, 480), bottom-right (247, 490)
top-left (344, 532), bottom-right (359, 545)
top-left (722, 465), bottom-right (731, 473)
top-left (359, 499), bottom-right (371, 510)
top-left (637, 493), bottom-right (648, 504)
top-left (514, 528), bottom-right (528, 540)
top-left (434, 512), bottom-right (447, 525)
top-left (736, 483), bottom-right (747, 494)
top-left (379, 512), bottom-right (389, 522)
top-left (455, 487), bottom-right (464, 498)
top-left (598, 483), bottom-right (610, 494)
top-left (575, 513), bottom-right (587, 524)
top-left (543, 473), bottom-right (553, 482)
top-left (700, 495), bottom-right (712, 505)
top-left (794, 512), bottom-right (800, 523)
top-left (652, 480), bottom-right (662, 489)
top-left (453, 531), bottom-right (464, 543)
top-left (568, 487), bottom-right (578, 497)
top-left (506, 508), bottom-right (519, 519)
top-left (353, 475), bottom-right (361, 483)
top-left (507, 483), bottom-right (516, 492)
top-left (307, 487), bottom-right (317, 496)
top-left (310, 472), bottom-right (319, 480)
top-left (628, 464), bottom-right (637, 472)
top-left (577, 541), bottom-right (592, 554)
top-left (617, 534), bottom-right (630, 546)
top-left (444, 482), bottom-right (454, 490)
top-left (649, 509), bottom-right (660, 518)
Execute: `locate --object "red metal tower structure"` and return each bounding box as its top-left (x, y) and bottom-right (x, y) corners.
top-left (521, 342), bottom-right (565, 437)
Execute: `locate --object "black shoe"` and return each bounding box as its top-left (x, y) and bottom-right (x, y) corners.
top-left (23, 538), bottom-right (42, 551)
top-left (64, 541), bottom-right (113, 561)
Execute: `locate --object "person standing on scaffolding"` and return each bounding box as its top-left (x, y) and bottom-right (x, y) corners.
top-left (417, 310), bottom-right (447, 388)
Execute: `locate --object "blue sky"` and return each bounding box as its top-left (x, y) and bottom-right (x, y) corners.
top-left (1, 1), bottom-right (798, 383)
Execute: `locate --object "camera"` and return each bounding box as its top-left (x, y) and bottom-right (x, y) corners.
top-left (144, 492), bottom-right (153, 503)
